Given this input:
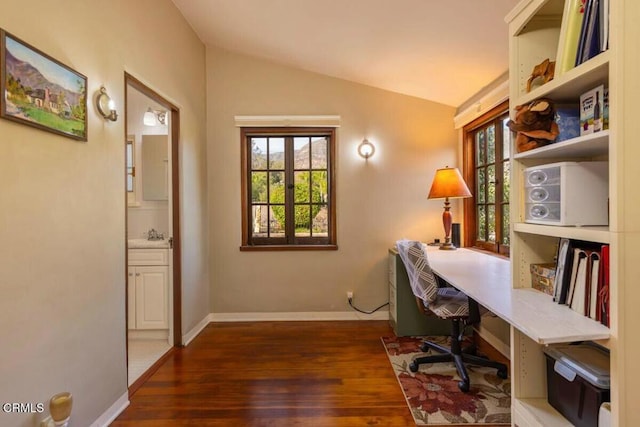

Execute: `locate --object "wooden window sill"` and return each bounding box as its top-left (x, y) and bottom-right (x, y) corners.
top-left (240, 244), bottom-right (338, 251)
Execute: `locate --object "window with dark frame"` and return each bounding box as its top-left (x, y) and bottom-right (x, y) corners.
top-left (241, 127), bottom-right (337, 250)
top-left (463, 101), bottom-right (510, 256)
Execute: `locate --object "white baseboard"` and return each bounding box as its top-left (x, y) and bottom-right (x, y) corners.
top-left (475, 324), bottom-right (510, 358)
top-left (182, 313), bottom-right (214, 346)
top-left (90, 392), bottom-right (129, 427)
top-left (210, 310), bottom-right (389, 322)
top-left (128, 329), bottom-right (169, 340)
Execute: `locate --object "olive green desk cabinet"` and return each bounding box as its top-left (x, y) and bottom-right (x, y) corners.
top-left (388, 248), bottom-right (451, 337)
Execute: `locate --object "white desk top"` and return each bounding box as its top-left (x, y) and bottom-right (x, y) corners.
top-left (424, 246), bottom-right (610, 344)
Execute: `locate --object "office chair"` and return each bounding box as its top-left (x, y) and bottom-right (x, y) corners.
top-left (396, 239), bottom-right (508, 392)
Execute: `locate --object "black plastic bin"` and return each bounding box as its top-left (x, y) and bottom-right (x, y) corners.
top-left (543, 342), bottom-right (610, 427)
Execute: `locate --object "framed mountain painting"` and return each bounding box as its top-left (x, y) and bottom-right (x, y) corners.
top-left (1, 29), bottom-right (87, 141)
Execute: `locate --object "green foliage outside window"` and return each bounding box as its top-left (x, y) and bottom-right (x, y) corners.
top-left (269, 171), bottom-right (327, 230)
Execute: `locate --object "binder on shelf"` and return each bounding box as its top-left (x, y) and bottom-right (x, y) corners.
top-left (553, 239), bottom-right (608, 324)
top-left (588, 251), bottom-right (601, 319)
top-left (553, 238), bottom-right (573, 303)
top-left (557, 0), bottom-right (587, 75)
top-left (568, 249), bottom-right (589, 314)
top-left (569, 248), bottom-right (602, 316)
top-left (598, 244), bottom-right (610, 326)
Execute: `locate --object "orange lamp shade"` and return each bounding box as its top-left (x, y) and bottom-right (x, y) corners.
top-left (428, 167), bottom-right (472, 199)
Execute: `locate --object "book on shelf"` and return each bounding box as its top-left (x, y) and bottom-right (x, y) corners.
top-left (556, 0), bottom-right (587, 75)
top-left (603, 87), bottom-right (609, 130)
top-left (555, 104), bottom-right (581, 142)
top-left (575, 0), bottom-right (609, 66)
top-left (580, 85), bottom-right (605, 135)
top-left (552, 238), bottom-right (609, 325)
top-left (599, 0), bottom-right (609, 52)
top-left (576, 0), bottom-right (601, 66)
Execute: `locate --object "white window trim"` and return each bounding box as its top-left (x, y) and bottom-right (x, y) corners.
top-left (454, 80), bottom-right (509, 129)
top-left (234, 115), bottom-right (341, 128)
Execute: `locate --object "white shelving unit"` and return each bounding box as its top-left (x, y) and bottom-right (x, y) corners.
top-left (504, 0), bottom-right (640, 425)
top-left (513, 223), bottom-right (610, 244)
top-left (513, 130), bottom-right (609, 160)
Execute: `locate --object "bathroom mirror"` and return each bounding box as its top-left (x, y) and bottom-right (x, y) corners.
top-left (142, 135), bottom-right (168, 200)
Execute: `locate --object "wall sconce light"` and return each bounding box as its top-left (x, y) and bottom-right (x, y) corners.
top-left (96, 86), bottom-right (118, 121)
top-left (143, 108), bottom-right (167, 126)
top-left (357, 138), bottom-right (375, 159)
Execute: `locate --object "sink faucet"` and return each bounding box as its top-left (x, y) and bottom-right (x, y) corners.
top-left (147, 228), bottom-right (164, 241)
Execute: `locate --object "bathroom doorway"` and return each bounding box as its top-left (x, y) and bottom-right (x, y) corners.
top-left (124, 73), bottom-right (182, 392)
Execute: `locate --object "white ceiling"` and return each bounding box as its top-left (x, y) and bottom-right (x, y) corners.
top-left (172, 0), bottom-right (519, 107)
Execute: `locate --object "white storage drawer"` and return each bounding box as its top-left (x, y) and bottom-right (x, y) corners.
top-left (526, 202), bottom-right (561, 222)
top-left (128, 249), bottom-right (169, 266)
top-left (525, 165), bottom-right (562, 187)
top-left (523, 161), bottom-right (608, 226)
top-left (527, 185), bottom-right (561, 203)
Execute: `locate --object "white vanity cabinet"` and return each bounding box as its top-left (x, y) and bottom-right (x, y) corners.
top-left (128, 248), bottom-right (169, 330)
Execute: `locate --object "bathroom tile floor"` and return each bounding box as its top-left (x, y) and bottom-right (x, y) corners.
top-left (128, 339), bottom-right (172, 386)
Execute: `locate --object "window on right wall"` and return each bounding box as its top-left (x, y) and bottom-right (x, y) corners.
top-left (462, 100), bottom-right (510, 256)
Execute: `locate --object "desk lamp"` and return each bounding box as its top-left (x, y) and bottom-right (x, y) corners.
top-left (428, 166), bottom-right (472, 250)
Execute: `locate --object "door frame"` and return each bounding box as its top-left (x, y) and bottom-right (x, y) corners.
top-left (124, 72), bottom-right (182, 347)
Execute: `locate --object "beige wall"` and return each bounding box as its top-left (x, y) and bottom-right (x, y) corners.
top-left (206, 46), bottom-right (460, 315)
top-left (0, 1), bottom-right (208, 426)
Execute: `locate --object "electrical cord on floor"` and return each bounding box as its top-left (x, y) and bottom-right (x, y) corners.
top-left (347, 297), bottom-right (389, 314)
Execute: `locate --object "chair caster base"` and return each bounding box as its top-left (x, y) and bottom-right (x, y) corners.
top-left (409, 361), bottom-right (419, 372)
top-left (458, 380), bottom-right (470, 392)
top-left (497, 368), bottom-right (508, 379)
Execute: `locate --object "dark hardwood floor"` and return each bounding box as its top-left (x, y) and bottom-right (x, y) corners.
top-left (112, 321), bottom-right (508, 426)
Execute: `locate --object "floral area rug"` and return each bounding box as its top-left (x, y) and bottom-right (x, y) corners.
top-left (382, 336), bottom-right (511, 425)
